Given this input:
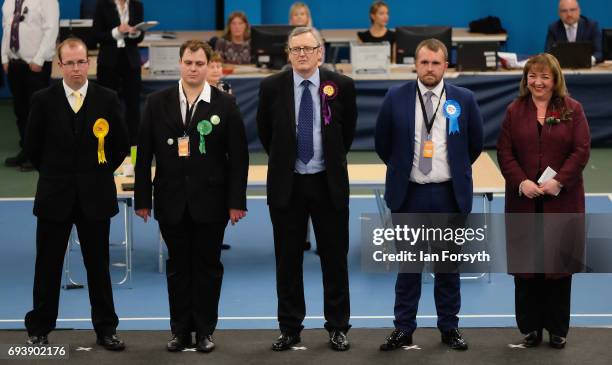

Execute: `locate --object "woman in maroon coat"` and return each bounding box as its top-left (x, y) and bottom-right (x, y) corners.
top-left (497, 53), bottom-right (590, 349)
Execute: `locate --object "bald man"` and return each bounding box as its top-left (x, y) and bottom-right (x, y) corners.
top-left (545, 0), bottom-right (602, 62)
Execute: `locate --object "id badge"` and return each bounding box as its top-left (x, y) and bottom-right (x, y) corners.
top-left (423, 139), bottom-right (434, 158)
top-left (178, 136), bottom-right (190, 157)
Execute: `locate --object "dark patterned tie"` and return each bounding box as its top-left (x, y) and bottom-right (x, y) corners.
top-left (10, 0), bottom-right (24, 52)
top-left (297, 80), bottom-right (314, 164)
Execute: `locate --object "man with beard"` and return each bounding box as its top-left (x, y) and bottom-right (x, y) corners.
top-left (375, 38), bottom-right (483, 351)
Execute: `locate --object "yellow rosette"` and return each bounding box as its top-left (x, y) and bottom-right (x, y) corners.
top-left (323, 84), bottom-right (335, 97)
top-left (93, 118), bottom-right (109, 164)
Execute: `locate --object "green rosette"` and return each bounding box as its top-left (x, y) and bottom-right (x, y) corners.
top-left (197, 120), bottom-right (213, 154)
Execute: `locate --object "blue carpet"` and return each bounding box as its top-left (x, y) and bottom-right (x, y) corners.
top-left (1, 196), bottom-right (611, 331)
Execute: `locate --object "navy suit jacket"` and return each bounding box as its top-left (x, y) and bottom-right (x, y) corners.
top-left (375, 81), bottom-right (484, 214)
top-left (545, 16), bottom-right (602, 62)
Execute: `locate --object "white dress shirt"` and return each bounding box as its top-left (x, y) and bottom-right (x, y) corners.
top-left (409, 79), bottom-right (451, 183)
top-left (1, 0), bottom-right (59, 65)
top-left (178, 80), bottom-right (211, 125)
top-left (62, 80), bottom-right (89, 112)
top-left (110, 0), bottom-right (141, 48)
top-left (564, 22), bottom-right (577, 42)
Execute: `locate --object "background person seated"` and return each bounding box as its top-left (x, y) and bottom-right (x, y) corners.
top-left (215, 11), bottom-right (251, 65)
top-left (545, 0), bottom-right (602, 63)
top-left (289, 2), bottom-right (312, 27)
top-left (357, 1), bottom-right (395, 60)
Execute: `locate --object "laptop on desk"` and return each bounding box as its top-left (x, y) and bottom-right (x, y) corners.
top-left (549, 42), bottom-right (593, 69)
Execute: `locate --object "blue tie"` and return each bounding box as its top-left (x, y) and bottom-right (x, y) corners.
top-left (297, 80), bottom-right (314, 164)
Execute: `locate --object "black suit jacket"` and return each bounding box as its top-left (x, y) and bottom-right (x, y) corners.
top-left (135, 85), bottom-right (249, 224)
top-left (24, 82), bottom-right (129, 221)
top-left (256, 68), bottom-right (357, 210)
top-left (545, 16), bottom-right (602, 62)
top-left (93, 0), bottom-right (145, 69)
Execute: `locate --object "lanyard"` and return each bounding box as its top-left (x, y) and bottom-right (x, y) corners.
top-left (416, 86), bottom-right (445, 136)
top-left (183, 89), bottom-right (200, 131)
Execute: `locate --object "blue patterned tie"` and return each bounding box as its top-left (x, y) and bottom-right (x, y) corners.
top-left (297, 80), bottom-right (314, 164)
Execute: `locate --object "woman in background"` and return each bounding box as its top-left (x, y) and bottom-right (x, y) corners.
top-left (94, 0), bottom-right (145, 146)
top-left (289, 2), bottom-right (312, 27)
top-left (357, 1), bottom-right (394, 45)
top-left (215, 11), bottom-right (251, 65)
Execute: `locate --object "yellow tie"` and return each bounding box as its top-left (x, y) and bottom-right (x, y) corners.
top-left (72, 91), bottom-right (83, 113)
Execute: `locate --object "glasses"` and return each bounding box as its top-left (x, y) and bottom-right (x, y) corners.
top-left (559, 8), bottom-right (578, 14)
top-left (288, 45), bottom-right (320, 55)
top-left (61, 59), bottom-right (89, 68)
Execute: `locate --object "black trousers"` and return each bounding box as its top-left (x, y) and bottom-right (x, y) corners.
top-left (159, 209), bottom-right (227, 336)
top-left (269, 172), bottom-right (350, 334)
top-left (6, 60), bottom-right (51, 149)
top-left (24, 203), bottom-right (119, 337)
top-left (514, 275), bottom-right (572, 337)
top-left (97, 50), bottom-right (141, 145)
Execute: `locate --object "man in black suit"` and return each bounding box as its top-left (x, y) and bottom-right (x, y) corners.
top-left (93, 0), bottom-right (145, 145)
top-left (135, 40), bottom-right (248, 353)
top-left (545, 0), bottom-right (602, 62)
top-left (23, 37), bottom-right (129, 350)
top-left (257, 26), bottom-right (357, 352)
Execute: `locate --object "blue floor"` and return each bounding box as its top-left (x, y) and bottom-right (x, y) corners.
top-left (1, 195), bottom-right (612, 332)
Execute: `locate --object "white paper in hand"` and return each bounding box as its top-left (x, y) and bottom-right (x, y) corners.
top-left (537, 166), bottom-right (558, 185)
top-left (133, 21), bottom-right (159, 32)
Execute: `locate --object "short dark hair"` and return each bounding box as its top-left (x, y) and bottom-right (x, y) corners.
top-left (415, 38), bottom-right (448, 61)
top-left (179, 40), bottom-right (212, 61)
top-left (57, 37), bottom-right (88, 62)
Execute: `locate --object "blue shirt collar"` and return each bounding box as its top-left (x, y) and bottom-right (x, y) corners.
top-left (293, 68), bottom-right (320, 89)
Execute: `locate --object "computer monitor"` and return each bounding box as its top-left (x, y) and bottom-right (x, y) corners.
top-left (456, 42), bottom-right (498, 71)
top-left (250, 25), bottom-right (296, 69)
top-left (59, 19), bottom-right (97, 50)
top-left (549, 41), bottom-right (592, 69)
top-left (80, 0), bottom-right (97, 19)
top-left (603, 29), bottom-right (612, 60)
top-left (395, 26), bottom-right (452, 65)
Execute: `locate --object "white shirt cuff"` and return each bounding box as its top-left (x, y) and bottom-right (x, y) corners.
top-left (112, 26), bottom-right (125, 41)
top-left (31, 56), bottom-right (45, 67)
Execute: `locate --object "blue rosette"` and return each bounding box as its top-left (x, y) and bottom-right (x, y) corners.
top-left (443, 100), bottom-right (461, 135)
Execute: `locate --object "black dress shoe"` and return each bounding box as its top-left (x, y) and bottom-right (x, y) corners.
top-left (549, 334), bottom-right (567, 349)
top-left (196, 334), bottom-right (215, 353)
top-left (5, 151), bottom-right (25, 167)
top-left (271, 333), bottom-right (301, 351)
top-left (167, 333), bottom-right (192, 352)
top-left (379, 329), bottom-right (412, 351)
top-left (26, 335), bottom-right (49, 345)
top-left (96, 334), bottom-right (125, 351)
top-left (521, 330), bottom-right (542, 347)
top-left (221, 243), bottom-right (231, 250)
top-left (304, 241), bottom-right (311, 251)
top-left (441, 328), bottom-right (468, 350)
top-left (329, 330), bottom-right (350, 351)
